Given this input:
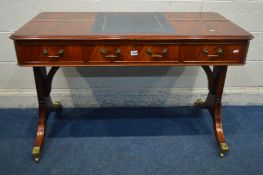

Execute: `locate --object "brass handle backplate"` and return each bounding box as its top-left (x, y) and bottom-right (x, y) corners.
top-left (147, 48), bottom-right (168, 58)
top-left (202, 48), bottom-right (224, 59)
top-left (43, 49), bottom-right (64, 60)
top-left (100, 48), bottom-right (121, 60)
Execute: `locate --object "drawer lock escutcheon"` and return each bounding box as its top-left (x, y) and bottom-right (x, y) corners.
top-left (202, 48), bottom-right (224, 59)
top-left (43, 49), bottom-right (64, 60)
top-left (100, 48), bottom-right (121, 60)
top-left (147, 48), bottom-right (168, 58)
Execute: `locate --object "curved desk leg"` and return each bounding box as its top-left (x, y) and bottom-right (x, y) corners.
top-left (32, 67), bottom-right (61, 162)
top-left (195, 66), bottom-right (229, 158)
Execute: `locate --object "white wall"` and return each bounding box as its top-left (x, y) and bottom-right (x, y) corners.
top-left (0, 0), bottom-right (263, 108)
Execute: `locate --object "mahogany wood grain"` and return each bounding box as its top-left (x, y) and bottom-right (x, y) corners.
top-left (183, 43), bottom-right (248, 63)
top-left (10, 12), bottom-right (253, 40)
top-left (86, 44), bottom-right (180, 62)
top-left (196, 66), bottom-right (229, 157)
top-left (16, 45), bottom-right (85, 65)
top-left (10, 12), bottom-right (254, 162)
top-left (15, 40), bottom-right (248, 66)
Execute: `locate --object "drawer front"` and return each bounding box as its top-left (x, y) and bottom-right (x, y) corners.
top-left (183, 44), bottom-right (247, 64)
top-left (87, 44), bottom-right (180, 63)
top-left (15, 42), bottom-right (248, 66)
top-left (16, 45), bottom-right (85, 64)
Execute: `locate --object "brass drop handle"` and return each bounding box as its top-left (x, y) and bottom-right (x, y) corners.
top-left (43, 49), bottom-right (64, 60)
top-left (100, 48), bottom-right (121, 59)
top-left (202, 48), bottom-right (224, 59)
top-left (147, 48), bottom-right (168, 58)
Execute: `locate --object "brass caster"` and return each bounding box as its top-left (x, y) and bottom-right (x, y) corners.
top-left (220, 153), bottom-right (225, 158)
top-left (194, 98), bottom-right (205, 107)
top-left (32, 146), bottom-right (41, 163)
top-left (52, 101), bottom-right (62, 110)
top-left (219, 143), bottom-right (229, 158)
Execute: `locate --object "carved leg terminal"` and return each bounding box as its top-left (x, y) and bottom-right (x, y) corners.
top-left (195, 66), bottom-right (229, 157)
top-left (32, 67), bottom-right (61, 162)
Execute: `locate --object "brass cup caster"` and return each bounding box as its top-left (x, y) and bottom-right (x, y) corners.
top-left (219, 143), bottom-right (229, 158)
top-left (52, 101), bottom-right (62, 110)
top-left (194, 98), bottom-right (205, 108)
top-left (32, 146), bottom-right (41, 163)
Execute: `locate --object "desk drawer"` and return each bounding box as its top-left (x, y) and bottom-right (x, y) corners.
top-left (87, 44), bottom-right (180, 63)
top-left (183, 44), bottom-right (247, 64)
top-left (16, 45), bottom-right (85, 65)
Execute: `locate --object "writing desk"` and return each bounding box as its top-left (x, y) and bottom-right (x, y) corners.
top-left (10, 12), bottom-right (253, 162)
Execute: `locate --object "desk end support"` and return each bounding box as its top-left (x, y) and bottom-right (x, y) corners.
top-left (32, 67), bottom-right (61, 162)
top-left (198, 65), bottom-right (229, 158)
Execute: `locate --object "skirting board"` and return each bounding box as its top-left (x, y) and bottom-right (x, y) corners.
top-left (0, 87), bottom-right (263, 108)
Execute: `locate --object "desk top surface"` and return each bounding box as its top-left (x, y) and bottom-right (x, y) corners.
top-left (11, 12), bottom-right (253, 41)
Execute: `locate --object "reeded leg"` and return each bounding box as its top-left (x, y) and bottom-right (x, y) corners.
top-left (32, 67), bottom-right (61, 162)
top-left (196, 66), bottom-right (229, 157)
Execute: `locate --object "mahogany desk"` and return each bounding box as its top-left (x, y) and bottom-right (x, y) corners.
top-left (10, 12), bottom-right (253, 162)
